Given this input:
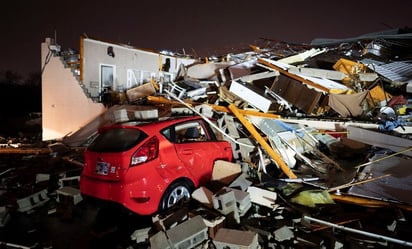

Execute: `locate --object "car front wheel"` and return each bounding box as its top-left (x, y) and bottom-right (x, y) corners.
top-left (159, 180), bottom-right (192, 211)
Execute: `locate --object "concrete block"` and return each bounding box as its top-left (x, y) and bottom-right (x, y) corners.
top-left (134, 109), bottom-right (158, 120)
top-left (35, 173), bottom-right (50, 183)
top-left (247, 186), bottom-right (277, 209)
top-left (190, 208), bottom-right (226, 239)
top-left (213, 228), bottom-right (259, 249)
top-left (167, 215), bottom-right (208, 249)
top-left (223, 187), bottom-right (251, 217)
top-left (17, 189), bottom-right (50, 213)
top-left (58, 176), bottom-right (80, 188)
top-left (56, 186), bottom-right (82, 205)
top-left (229, 173), bottom-right (253, 191)
top-left (130, 227), bottom-right (151, 243)
top-left (273, 225), bottom-right (294, 242)
top-left (112, 108), bottom-right (129, 123)
top-left (212, 188), bottom-right (237, 215)
top-left (152, 207), bottom-right (189, 231)
top-left (150, 230), bottom-right (171, 249)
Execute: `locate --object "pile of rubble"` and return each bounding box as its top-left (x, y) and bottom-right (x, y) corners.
top-left (2, 28), bottom-right (412, 248)
top-left (66, 28), bottom-right (412, 248)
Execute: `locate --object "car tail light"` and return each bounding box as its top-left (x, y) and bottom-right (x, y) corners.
top-left (131, 136), bottom-right (159, 166)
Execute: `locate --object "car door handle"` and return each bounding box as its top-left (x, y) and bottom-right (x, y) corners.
top-left (181, 149), bottom-right (193, 155)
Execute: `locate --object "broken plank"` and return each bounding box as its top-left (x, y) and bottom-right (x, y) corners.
top-left (228, 104), bottom-right (297, 179)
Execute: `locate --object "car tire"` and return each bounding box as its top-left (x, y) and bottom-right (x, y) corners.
top-left (159, 180), bottom-right (193, 211)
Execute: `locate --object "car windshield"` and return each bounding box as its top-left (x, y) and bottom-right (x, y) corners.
top-left (87, 128), bottom-right (148, 152)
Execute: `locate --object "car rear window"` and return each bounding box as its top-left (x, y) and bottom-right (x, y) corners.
top-left (87, 128), bottom-right (148, 152)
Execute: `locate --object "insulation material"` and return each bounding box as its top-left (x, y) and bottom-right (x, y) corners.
top-left (290, 190), bottom-right (335, 208)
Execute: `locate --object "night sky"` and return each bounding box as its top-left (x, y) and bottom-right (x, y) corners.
top-left (2, 0), bottom-right (412, 77)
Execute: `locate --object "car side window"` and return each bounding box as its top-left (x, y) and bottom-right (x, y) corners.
top-left (174, 121), bottom-right (209, 143)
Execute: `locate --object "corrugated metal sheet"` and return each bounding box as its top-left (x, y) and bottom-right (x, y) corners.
top-left (365, 61), bottom-right (412, 82)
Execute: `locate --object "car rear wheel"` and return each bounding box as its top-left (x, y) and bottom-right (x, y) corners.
top-left (159, 180), bottom-right (193, 211)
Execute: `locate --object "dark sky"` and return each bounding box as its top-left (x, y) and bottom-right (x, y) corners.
top-left (2, 0), bottom-right (412, 77)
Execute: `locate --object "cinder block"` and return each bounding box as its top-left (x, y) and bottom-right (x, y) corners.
top-left (247, 186), bottom-right (277, 209)
top-left (58, 176), bottom-right (80, 188)
top-left (152, 207), bottom-right (189, 231)
top-left (56, 186), bottom-right (82, 205)
top-left (189, 207), bottom-right (227, 239)
top-left (112, 108), bottom-right (129, 123)
top-left (130, 227), bottom-right (151, 244)
top-left (213, 228), bottom-right (259, 249)
top-left (167, 215), bottom-right (208, 249)
top-left (229, 173), bottom-right (253, 192)
top-left (17, 189), bottom-right (50, 213)
top-left (222, 187), bottom-right (251, 217)
top-left (212, 188), bottom-right (237, 215)
top-left (134, 109), bottom-right (158, 120)
top-left (150, 230), bottom-right (171, 249)
top-left (35, 173), bottom-right (50, 183)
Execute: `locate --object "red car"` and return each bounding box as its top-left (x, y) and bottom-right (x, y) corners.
top-left (80, 116), bottom-right (233, 215)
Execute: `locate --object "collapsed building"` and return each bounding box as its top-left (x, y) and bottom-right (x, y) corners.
top-left (0, 28), bottom-right (412, 247)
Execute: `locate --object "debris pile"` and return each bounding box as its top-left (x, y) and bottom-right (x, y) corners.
top-left (2, 28), bottom-right (412, 247)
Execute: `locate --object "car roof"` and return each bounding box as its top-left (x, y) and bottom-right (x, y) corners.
top-left (98, 115), bottom-right (206, 132)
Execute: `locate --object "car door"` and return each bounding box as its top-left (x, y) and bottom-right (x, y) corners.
top-left (173, 120), bottom-right (220, 185)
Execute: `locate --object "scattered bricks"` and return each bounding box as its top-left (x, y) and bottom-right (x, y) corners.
top-left (152, 206), bottom-right (189, 231)
top-left (112, 108), bottom-right (129, 123)
top-left (236, 138), bottom-right (255, 162)
top-left (212, 187), bottom-right (238, 222)
top-left (273, 225), bottom-right (294, 242)
top-left (150, 215), bottom-right (208, 249)
top-left (130, 227), bottom-right (151, 244)
top-left (16, 188), bottom-right (49, 213)
top-left (247, 186), bottom-right (277, 209)
top-left (56, 186), bottom-right (82, 220)
top-left (218, 114), bottom-right (241, 139)
top-left (190, 207), bottom-right (226, 239)
top-left (222, 187), bottom-right (251, 217)
top-left (35, 173), bottom-right (50, 184)
top-left (134, 108), bottom-right (158, 120)
top-left (56, 186), bottom-right (82, 205)
top-left (166, 215), bottom-right (208, 249)
top-left (229, 173), bottom-right (253, 191)
top-left (150, 230), bottom-right (171, 249)
top-left (58, 175), bottom-right (80, 188)
top-left (213, 228), bottom-right (259, 249)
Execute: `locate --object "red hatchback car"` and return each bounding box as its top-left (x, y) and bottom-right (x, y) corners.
top-left (80, 116), bottom-right (233, 215)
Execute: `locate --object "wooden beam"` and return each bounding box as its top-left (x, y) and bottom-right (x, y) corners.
top-left (228, 104), bottom-right (297, 179)
top-left (146, 96), bottom-right (282, 119)
top-left (257, 58), bottom-right (330, 92)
